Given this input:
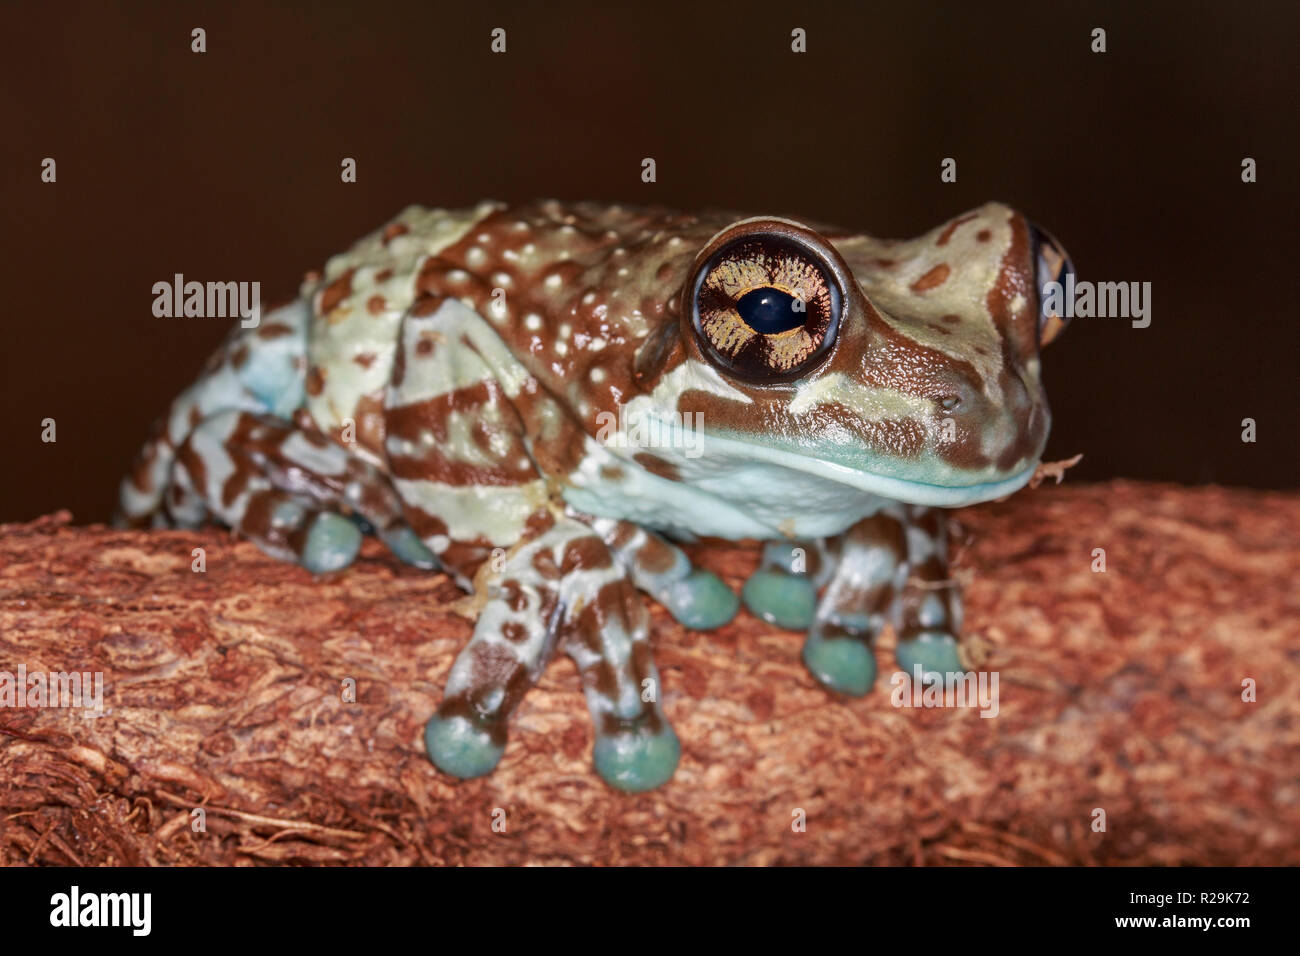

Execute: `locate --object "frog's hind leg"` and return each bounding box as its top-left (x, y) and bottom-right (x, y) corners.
top-left (171, 408), bottom-right (436, 573)
top-left (893, 506), bottom-right (965, 682)
top-left (586, 517), bottom-right (739, 630)
top-left (116, 299), bottom-right (312, 529)
top-left (425, 518), bottom-right (680, 791)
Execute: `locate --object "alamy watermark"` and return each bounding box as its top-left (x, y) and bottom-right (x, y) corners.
top-left (595, 403), bottom-right (705, 458)
top-left (0, 665), bottom-right (104, 714)
top-left (152, 273), bottom-right (261, 328)
top-left (890, 665), bottom-right (999, 718)
top-left (1042, 275), bottom-right (1151, 328)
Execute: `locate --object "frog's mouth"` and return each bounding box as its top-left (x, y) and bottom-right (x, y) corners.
top-left (686, 427), bottom-right (1042, 509)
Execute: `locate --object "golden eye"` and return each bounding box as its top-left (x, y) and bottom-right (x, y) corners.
top-left (690, 234), bottom-right (841, 382)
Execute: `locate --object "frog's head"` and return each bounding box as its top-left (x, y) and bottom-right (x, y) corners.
top-left (631, 203), bottom-right (1073, 512)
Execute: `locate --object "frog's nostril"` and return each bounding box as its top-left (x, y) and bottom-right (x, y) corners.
top-left (736, 286), bottom-right (805, 334)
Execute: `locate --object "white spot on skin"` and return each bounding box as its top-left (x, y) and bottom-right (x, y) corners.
top-left (582, 291), bottom-right (597, 305)
top-left (448, 269), bottom-right (469, 283)
top-left (555, 342), bottom-right (569, 356)
top-left (558, 323), bottom-right (572, 340)
top-left (524, 314), bottom-right (542, 331)
top-left (590, 367), bottom-right (606, 383)
top-left (588, 337), bottom-right (607, 351)
top-left (544, 273), bottom-right (562, 290)
top-left (492, 271), bottom-right (512, 287)
top-left (466, 247), bottom-right (487, 268)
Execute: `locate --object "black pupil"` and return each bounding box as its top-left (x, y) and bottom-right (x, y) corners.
top-left (736, 287), bottom-right (805, 334)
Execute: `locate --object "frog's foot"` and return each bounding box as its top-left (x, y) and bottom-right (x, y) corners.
top-left (589, 517), bottom-right (738, 631)
top-left (172, 409), bottom-right (437, 573)
top-left (741, 539), bottom-right (834, 632)
top-left (562, 554), bottom-right (680, 792)
top-left (745, 510), bottom-right (967, 695)
top-left (425, 518), bottom-right (680, 791)
top-left (894, 507), bottom-right (965, 684)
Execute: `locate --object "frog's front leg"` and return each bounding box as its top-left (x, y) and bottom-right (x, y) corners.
top-left (585, 517), bottom-right (739, 630)
top-left (743, 507), bottom-right (965, 694)
top-left (425, 516), bottom-right (681, 792)
top-left (893, 506), bottom-right (964, 680)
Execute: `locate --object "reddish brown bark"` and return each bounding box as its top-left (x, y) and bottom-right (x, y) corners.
top-left (1, 481), bottom-right (1296, 865)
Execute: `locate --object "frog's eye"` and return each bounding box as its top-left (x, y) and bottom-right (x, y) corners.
top-left (1030, 223), bottom-right (1075, 347)
top-left (689, 233), bottom-right (842, 382)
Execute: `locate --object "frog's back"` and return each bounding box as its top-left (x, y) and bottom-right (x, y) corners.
top-left (303, 199), bottom-right (731, 467)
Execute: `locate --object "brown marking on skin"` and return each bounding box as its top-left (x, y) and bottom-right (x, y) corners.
top-left (977, 229), bottom-right (991, 242)
top-left (390, 340), bottom-right (407, 387)
top-left (387, 449), bottom-right (535, 487)
top-left (257, 323), bottom-right (295, 339)
top-left (375, 268), bottom-right (394, 282)
top-left (602, 521), bottom-right (640, 550)
top-left (411, 294), bottom-right (443, 318)
top-left (561, 536), bottom-right (612, 574)
top-left (188, 405), bottom-right (204, 428)
top-left (633, 452), bottom-right (681, 482)
top-left (399, 504), bottom-right (448, 541)
top-left (306, 366), bottom-right (326, 397)
top-left (320, 269), bottom-right (355, 315)
top-left (925, 322), bottom-right (952, 335)
top-left (349, 391), bottom-right (388, 460)
top-left (936, 214), bottom-right (979, 247)
top-left (910, 264), bottom-right (951, 292)
top-left (366, 295), bottom-right (386, 316)
top-left (600, 465), bottom-right (625, 482)
top-left (440, 539), bottom-right (494, 579)
top-left (353, 352), bottom-right (377, 369)
top-left (465, 642), bottom-right (533, 717)
top-left (174, 440), bottom-right (210, 502)
top-left (875, 258), bottom-right (896, 268)
top-left (415, 337), bottom-right (435, 357)
top-left (244, 489), bottom-right (287, 549)
top-left (382, 223), bottom-right (409, 244)
top-left (531, 548), bottom-right (562, 581)
top-left (633, 318), bottom-right (684, 388)
top-left (941, 314), bottom-right (962, 324)
top-left (386, 382), bottom-right (493, 446)
top-left (230, 344), bottom-right (249, 369)
top-left (524, 508), bottom-right (557, 539)
top-left (634, 536), bottom-right (678, 575)
top-left (501, 621), bottom-right (529, 644)
top-left (501, 579), bottom-right (528, 613)
top-left (987, 213), bottom-right (1038, 358)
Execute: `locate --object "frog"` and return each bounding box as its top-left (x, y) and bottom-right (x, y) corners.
top-left (116, 199), bottom-right (1073, 792)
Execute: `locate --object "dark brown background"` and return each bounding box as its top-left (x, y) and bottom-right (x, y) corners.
top-left (3, 0), bottom-right (1297, 523)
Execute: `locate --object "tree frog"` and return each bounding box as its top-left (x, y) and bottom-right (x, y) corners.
top-left (118, 200), bottom-right (1073, 791)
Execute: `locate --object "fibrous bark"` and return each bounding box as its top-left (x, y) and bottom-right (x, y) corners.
top-left (1, 481), bottom-right (1296, 865)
